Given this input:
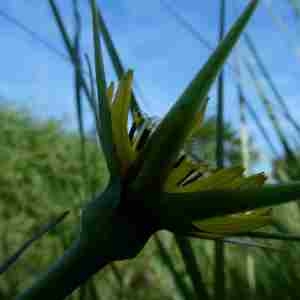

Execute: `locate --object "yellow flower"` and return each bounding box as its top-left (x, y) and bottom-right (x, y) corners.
top-left (107, 70), bottom-right (272, 239)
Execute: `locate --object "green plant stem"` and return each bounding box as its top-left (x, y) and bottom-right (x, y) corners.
top-left (0, 211), bottom-right (69, 275)
top-left (215, 0), bottom-right (226, 299)
top-left (48, 0), bottom-right (99, 131)
top-left (16, 238), bottom-right (109, 300)
top-left (96, 5), bottom-right (143, 119)
top-left (244, 58), bottom-right (296, 161)
top-left (214, 241), bottom-right (225, 300)
top-left (216, 0), bottom-right (225, 170)
top-left (175, 236), bottom-right (210, 299)
top-left (244, 94), bottom-right (279, 156)
top-left (244, 32), bottom-right (300, 135)
top-left (154, 235), bottom-right (192, 300)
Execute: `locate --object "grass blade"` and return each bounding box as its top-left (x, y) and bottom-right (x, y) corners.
top-left (96, 5), bottom-right (143, 119)
top-left (48, 0), bottom-right (99, 127)
top-left (244, 33), bottom-right (300, 135)
top-left (72, 0), bottom-right (89, 188)
top-left (154, 235), bottom-right (193, 300)
top-left (159, 0), bottom-right (212, 50)
top-left (0, 211), bottom-right (69, 275)
top-left (244, 93), bottom-right (279, 156)
top-left (48, 0), bottom-right (74, 57)
top-left (244, 58), bottom-right (296, 161)
top-left (85, 53), bottom-right (101, 131)
top-left (216, 0), bottom-right (226, 170)
top-left (90, 0), bottom-right (119, 178)
top-left (175, 236), bottom-right (210, 300)
top-left (215, 1), bottom-right (226, 298)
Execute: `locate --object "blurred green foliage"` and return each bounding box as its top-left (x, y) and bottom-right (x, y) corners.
top-left (0, 105), bottom-right (107, 298)
top-left (184, 116), bottom-right (259, 167)
top-left (2, 104), bottom-right (300, 300)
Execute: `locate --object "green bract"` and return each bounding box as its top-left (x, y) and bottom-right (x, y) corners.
top-left (106, 78), bottom-right (272, 237)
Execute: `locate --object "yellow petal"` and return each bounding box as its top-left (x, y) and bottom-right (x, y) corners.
top-left (194, 214), bottom-right (272, 235)
top-left (111, 70), bottom-right (136, 174)
top-left (192, 171), bottom-right (271, 234)
top-left (164, 155), bottom-right (209, 192)
top-left (223, 173), bottom-right (270, 216)
top-left (227, 172), bottom-right (267, 189)
top-left (175, 166), bottom-right (244, 193)
top-left (106, 82), bottom-right (115, 108)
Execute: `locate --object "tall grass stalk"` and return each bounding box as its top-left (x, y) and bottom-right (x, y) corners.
top-left (263, 0), bottom-right (300, 63)
top-left (154, 235), bottom-right (192, 300)
top-left (244, 58), bottom-right (296, 161)
top-left (236, 53), bottom-right (255, 298)
top-left (235, 55), bottom-right (250, 174)
top-left (215, 0), bottom-right (226, 299)
top-left (244, 33), bottom-right (300, 136)
top-left (96, 6), bottom-right (143, 119)
top-left (175, 236), bottom-right (210, 299)
top-left (48, 0), bottom-right (99, 130)
top-left (244, 97), bottom-right (279, 157)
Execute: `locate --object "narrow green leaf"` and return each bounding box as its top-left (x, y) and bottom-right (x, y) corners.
top-left (244, 96), bottom-right (279, 156)
top-left (84, 53), bottom-right (101, 130)
top-left (244, 58), bottom-right (296, 161)
top-left (72, 0), bottom-right (90, 188)
top-left (0, 211), bottom-right (69, 275)
top-left (154, 235), bottom-right (192, 300)
top-left (48, 0), bottom-right (99, 129)
top-left (90, 0), bottom-right (119, 178)
top-left (159, 182), bottom-right (300, 227)
top-left (175, 236), bottom-right (210, 300)
top-left (96, 5), bottom-right (143, 119)
top-left (244, 32), bottom-right (300, 135)
top-left (133, 0), bottom-right (259, 190)
top-left (216, 0), bottom-right (226, 169)
top-left (48, 0), bottom-right (74, 57)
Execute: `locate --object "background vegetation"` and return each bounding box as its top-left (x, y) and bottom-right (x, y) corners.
top-left (2, 1), bottom-right (300, 299)
top-left (0, 104), bottom-right (299, 300)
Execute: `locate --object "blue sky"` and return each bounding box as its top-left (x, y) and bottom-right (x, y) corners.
top-left (0, 0), bottom-right (300, 173)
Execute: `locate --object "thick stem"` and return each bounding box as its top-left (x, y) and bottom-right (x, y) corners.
top-left (16, 238), bottom-right (109, 300)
